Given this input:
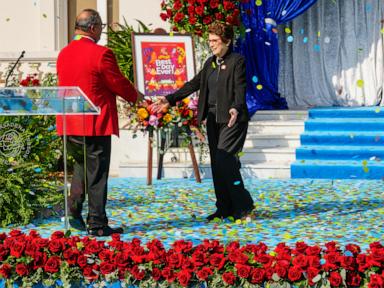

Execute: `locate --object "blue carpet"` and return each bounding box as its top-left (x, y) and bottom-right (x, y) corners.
top-left (291, 107), bottom-right (384, 179)
top-left (0, 177), bottom-right (383, 251)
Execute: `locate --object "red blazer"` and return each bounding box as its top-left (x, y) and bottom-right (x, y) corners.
top-left (56, 37), bottom-right (138, 136)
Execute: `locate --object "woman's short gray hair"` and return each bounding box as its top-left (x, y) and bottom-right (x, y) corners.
top-left (75, 9), bottom-right (101, 32)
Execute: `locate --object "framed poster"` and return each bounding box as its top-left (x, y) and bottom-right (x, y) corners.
top-left (131, 33), bottom-right (196, 96)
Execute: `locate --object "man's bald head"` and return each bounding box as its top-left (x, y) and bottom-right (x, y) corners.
top-left (75, 9), bottom-right (102, 33)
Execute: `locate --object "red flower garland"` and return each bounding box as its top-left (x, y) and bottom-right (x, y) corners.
top-left (0, 230), bottom-right (384, 287)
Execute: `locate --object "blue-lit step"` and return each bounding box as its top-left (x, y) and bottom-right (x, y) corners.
top-left (309, 107), bottom-right (384, 118)
top-left (296, 145), bottom-right (384, 160)
top-left (301, 132), bottom-right (384, 146)
top-left (305, 118), bottom-right (384, 131)
top-left (291, 160), bottom-right (384, 179)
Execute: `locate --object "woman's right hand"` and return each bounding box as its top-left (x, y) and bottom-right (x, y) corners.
top-left (152, 96), bottom-right (170, 113)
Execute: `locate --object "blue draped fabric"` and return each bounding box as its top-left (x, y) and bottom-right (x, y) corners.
top-left (236, 0), bottom-right (318, 115)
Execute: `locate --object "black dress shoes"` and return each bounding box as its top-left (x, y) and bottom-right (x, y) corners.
top-left (87, 226), bottom-right (124, 237)
top-left (69, 216), bottom-right (86, 231)
top-left (233, 205), bottom-right (256, 220)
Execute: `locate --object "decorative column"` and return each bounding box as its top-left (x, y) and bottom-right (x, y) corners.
top-left (97, 0), bottom-right (108, 46)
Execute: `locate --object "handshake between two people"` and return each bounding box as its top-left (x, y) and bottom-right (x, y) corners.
top-left (147, 95), bottom-right (239, 129)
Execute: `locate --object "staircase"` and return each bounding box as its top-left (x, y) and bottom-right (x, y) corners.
top-left (291, 107), bottom-right (384, 179)
top-left (115, 110), bottom-right (307, 179)
top-left (241, 110), bottom-right (306, 178)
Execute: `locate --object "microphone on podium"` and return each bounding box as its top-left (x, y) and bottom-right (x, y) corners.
top-left (5, 50), bottom-right (25, 87)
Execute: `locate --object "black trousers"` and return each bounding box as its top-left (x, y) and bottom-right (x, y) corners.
top-left (206, 112), bottom-right (254, 216)
top-left (66, 136), bottom-right (111, 229)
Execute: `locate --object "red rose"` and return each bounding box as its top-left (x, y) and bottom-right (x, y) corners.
top-left (48, 239), bottom-right (63, 253)
top-left (83, 266), bottom-right (99, 280)
top-left (50, 231), bottom-right (64, 240)
top-left (173, 240), bottom-right (193, 254)
top-left (168, 253), bottom-right (183, 268)
top-left (306, 246), bottom-right (322, 256)
top-left (325, 241), bottom-right (338, 252)
top-left (223, 1), bottom-right (235, 11)
top-left (173, 0), bottom-right (182, 10)
top-left (100, 262), bottom-right (116, 275)
top-left (209, 0), bottom-right (219, 9)
top-left (15, 263), bottom-right (29, 277)
top-left (257, 254), bottom-right (273, 267)
top-left (295, 242), bottom-right (309, 254)
top-left (85, 240), bottom-right (102, 254)
top-left (209, 253), bottom-right (226, 270)
top-left (187, 6), bottom-right (195, 16)
top-left (28, 230), bottom-right (40, 238)
top-left (307, 255), bottom-right (321, 268)
top-left (33, 238), bottom-right (49, 250)
top-left (63, 248), bottom-right (79, 265)
top-left (229, 250), bottom-right (248, 264)
top-left (189, 17), bottom-right (197, 25)
top-left (0, 264), bottom-right (11, 279)
top-left (250, 268), bottom-right (265, 284)
top-left (329, 271), bottom-right (342, 287)
top-left (10, 241), bottom-right (26, 258)
top-left (115, 252), bottom-right (130, 268)
top-left (195, 6), bottom-right (204, 16)
top-left (177, 270), bottom-right (192, 287)
top-left (203, 16), bottom-right (212, 25)
top-left (369, 242), bottom-right (383, 250)
top-left (44, 256), bottom-right (61, 273)
top-left (131, 265), bottom-right (146, 280)
top-left (292, 254), bottom-right (308, 268)
top-left (77, 255), bottom-right (87, 268)
top-left (196, 267), bottom-right (212, 281)
top-left (371, 248), bottom-right (384, 262)
top-left (0, 233), bottom-right (6, 241)
top-left (288, 266), bottom-right (302, 282)
top-left (33, 252), bottom-right (47, 269)
top-left (0, 245), bottom-right (9, 261)
top-left (340, 255), bottom-right (355, 270)
top-left (215, 12), bottom-right (224, 20)
top-left (160, 13), bottom-right (169, 21)
top-left (347, 272), bottom-right (362, 287)
top-left (307, 267), bottom-right (320, 286)
top-left (275, 264), bottom-right (287, 278)
top-left (345, 244), bottom-right (361, 256)
top-left (222, 271), bottom-right (236, 285)
top-left (152, 267), bottom-right (162, 281)
top-left (25, 242), bottom-right (37, 257)
top-left (236, 264), bottom-right (252, 279)
top-left (173, 12), bottom-right (185, 23)
top-left (10, 230), bottom-right (24, 237)
top-left (369, 274), bottom-right (384, 288)
top-left (162, 267), bottom-right (176, 283)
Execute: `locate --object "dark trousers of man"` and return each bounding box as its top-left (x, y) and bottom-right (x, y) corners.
top-left (67, 136), bottom-right (111, 229)
top-left (206, 112), bottom-right (254, 217)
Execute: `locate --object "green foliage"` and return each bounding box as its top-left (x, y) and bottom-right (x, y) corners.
top-left (106, 18), bottom-right (151, 82)
top-left (0, 73), bottom-right (64, 227)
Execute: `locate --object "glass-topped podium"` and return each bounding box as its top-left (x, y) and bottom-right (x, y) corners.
top-left (0, 87), bottom-right (100, 230)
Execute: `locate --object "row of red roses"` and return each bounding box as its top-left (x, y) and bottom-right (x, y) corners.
top-left (1, 230), bottom-right (384, 287)
top-left (160, 0), bottom-right (248, 35)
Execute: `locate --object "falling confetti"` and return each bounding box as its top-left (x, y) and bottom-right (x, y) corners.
top-left (285, 27), bottom-right (292, 34)
top-left (234, 181), bottom-right (241, 186)
top-left (357, 79), bottom-right (364, 88)
top-left (252, 76), bottom-right (258, 83)
top-left (255, 0), bottom-right (262, 7)
top-left (256, 84), bottom-right (263, 90)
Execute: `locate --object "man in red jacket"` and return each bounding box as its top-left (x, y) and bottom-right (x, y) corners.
top-left (56, 9), bottom-right (143, 236)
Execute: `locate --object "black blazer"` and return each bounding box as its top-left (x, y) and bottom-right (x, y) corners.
top-left (166, 51), bottom-right (249, 124)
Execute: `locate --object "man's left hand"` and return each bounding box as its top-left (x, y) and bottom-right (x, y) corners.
top-left (228, 108), bottom-right (238, 128)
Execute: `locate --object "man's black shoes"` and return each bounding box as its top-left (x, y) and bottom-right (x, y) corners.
top-left (87, 226), bottom-right (124, 237)
top-left (206, 211), bottom-right (229, 221)
top-left (69, 216), bottom-right (87, 231)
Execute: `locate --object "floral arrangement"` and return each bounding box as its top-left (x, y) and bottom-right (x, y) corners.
top-left (160, 0), bottom-right (246, 38)
top-left (1, 230), bottom-right (384, 287)
top-left (19, 74), bottom-right (40, 87)
top-left (126, 97), bottom-right (200, 136)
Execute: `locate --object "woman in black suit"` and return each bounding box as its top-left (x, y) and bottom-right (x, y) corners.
top-left (154, 21), bottom-right (254, 221)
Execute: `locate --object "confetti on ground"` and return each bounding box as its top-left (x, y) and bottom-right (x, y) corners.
top-left (1, 178), bottom-right (383, 250)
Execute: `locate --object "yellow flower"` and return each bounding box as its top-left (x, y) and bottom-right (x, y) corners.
top-left (163, 113), bottom-right (173, 123)
top-left (137, 108), bottom-right (149, 120)
top-left (182, 98), bottom-right (190, 104)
